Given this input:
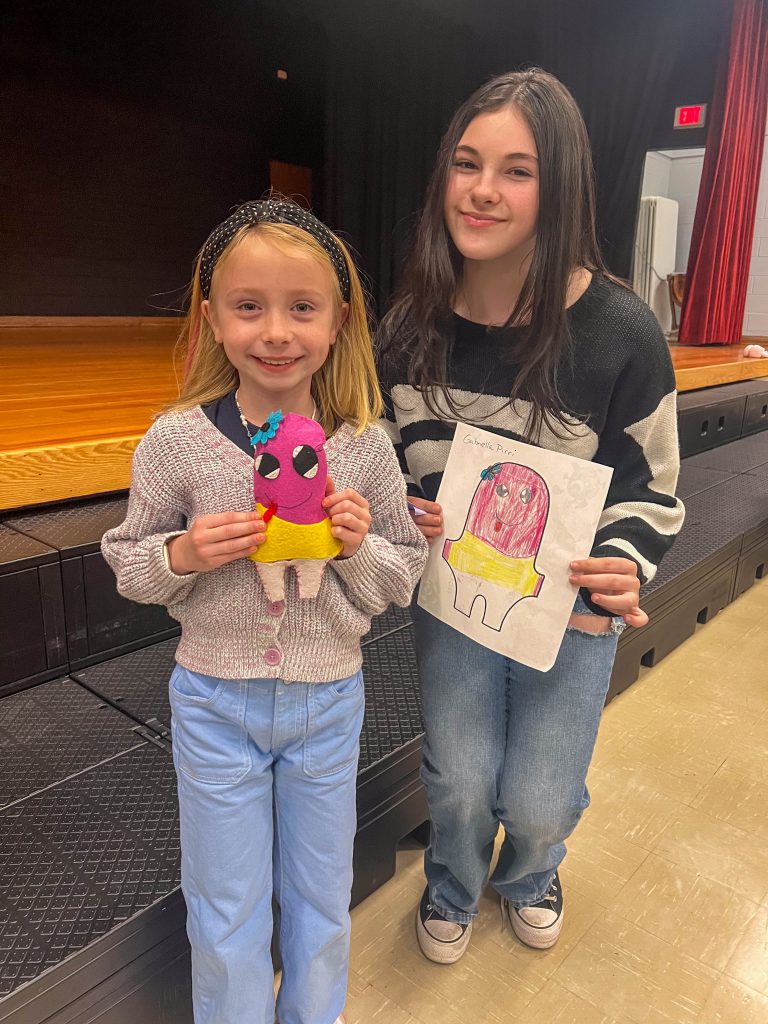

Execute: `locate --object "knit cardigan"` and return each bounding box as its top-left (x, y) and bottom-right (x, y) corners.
top-left (102, 407), bottom-right (428, 682)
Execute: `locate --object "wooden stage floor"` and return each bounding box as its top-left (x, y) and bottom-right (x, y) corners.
top-left (1, 320), bottom-right (768, 510)
top-left (0, 319), bottom-right (182, 511)
top-left (670, 342), bottom-right (768, 392)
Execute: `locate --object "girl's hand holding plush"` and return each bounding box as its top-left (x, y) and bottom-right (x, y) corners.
top-left (569, 556), bottom-right (649, 628)
top-left (167, 511), bottom-right (266, 574)
top-left (323, 476), bottom-right (371, 558)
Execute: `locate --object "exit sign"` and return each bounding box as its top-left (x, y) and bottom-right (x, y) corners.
top-left (674, 104), bottom-right (707, 129)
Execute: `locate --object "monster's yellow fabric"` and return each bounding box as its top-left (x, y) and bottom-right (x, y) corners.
top-left (446, 532), bottom-right (541, 597)
top-left (248, 503), bottom-right (343, 564)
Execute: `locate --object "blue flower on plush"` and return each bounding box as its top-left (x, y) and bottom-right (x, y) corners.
top-left (480, 463), bottom-right (502, 481)
top-left (250, 410), bottom-right (284, 447)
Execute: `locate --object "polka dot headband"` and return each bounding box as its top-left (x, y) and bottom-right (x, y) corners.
top-left (198, 200), bottom-right (351, 302)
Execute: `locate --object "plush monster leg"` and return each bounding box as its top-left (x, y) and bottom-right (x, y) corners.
top-left (292, 558), bottom-right (331, 600)
top-left (254, 562), bottom-right (287, 603)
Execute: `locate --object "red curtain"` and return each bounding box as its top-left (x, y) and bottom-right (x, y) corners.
top-left (678, 0), bottom-right (768, 345)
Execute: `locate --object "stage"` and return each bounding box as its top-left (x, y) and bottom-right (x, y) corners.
top-left (670, 341), bottom-right (768, 392)
top-left (1, 318), bottom-right (768, 511)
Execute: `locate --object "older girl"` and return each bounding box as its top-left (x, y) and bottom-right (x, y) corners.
top-left (378, 70), bottom-right (684, 961)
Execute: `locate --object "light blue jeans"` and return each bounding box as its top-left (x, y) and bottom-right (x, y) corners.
top-left (412, 594), bottom-right (622, 924)
top-left (169, 665), bottom-right (365, 1024)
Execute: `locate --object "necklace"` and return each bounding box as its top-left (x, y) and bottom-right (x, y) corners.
top-left (234, 389), bottom-right (316, 446)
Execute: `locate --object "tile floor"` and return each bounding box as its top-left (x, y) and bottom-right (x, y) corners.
top-left (343, 578), bottom-right (768, 1024)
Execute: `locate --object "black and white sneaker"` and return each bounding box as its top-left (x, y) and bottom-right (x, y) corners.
top-left (415, 887), bottom-right (472, 964)
top-left (503, 872), bottom-right (564, 949)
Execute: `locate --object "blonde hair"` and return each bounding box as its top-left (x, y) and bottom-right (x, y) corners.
top-left (169, 220), bottom-right (382, 435)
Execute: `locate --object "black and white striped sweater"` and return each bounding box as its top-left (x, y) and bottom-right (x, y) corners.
top-left (377, 274), bottom-right (685, 593)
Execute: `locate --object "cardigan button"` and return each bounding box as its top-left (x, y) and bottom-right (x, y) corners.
top-left (265, 647), bottom-right (282, 666)
top-left (267, 600), bottom-right (285, 617)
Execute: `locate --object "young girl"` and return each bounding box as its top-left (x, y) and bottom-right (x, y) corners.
top-left (102, 199), bottom-right (427, 1024)
top-left (378, 69), bottom-right (685, 961)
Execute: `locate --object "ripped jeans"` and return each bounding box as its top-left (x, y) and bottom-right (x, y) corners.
top-left (411, 594), bottom-right (623, 923)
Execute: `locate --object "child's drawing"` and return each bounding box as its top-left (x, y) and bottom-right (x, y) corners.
top-left (417, 424), bottom-right (613, 671)
top-left (442, 462), bottom-right (549, 630)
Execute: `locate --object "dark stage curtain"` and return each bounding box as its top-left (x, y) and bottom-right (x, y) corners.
top-left (679, 0), bottom-right (768, 345)
top-left (321, 0), bottom-right (727, 303)
top-left (322, 0), bottom-right (482, 312)
top-left (528, 1), bottom-right (713, 280)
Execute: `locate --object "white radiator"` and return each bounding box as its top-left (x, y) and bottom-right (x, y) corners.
top-left (632, 196), bottom-right (679, 333)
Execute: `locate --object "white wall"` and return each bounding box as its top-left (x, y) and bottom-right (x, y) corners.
top-left (640, 151), bottom-right (671, 200)
top-left (639, 148), bottom-right (705, 275)
top-left (666, 154), bottom-right (705, 273)
top-left (744, 114), bottom-right (768, 337)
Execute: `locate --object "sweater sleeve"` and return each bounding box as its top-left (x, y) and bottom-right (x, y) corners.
top-left (378, 387), bottom-right (424, 498)
top-left (585, 316), bottom-right (685, 611)
top-left (330, 426), bottom-right (428, 615)
top-left (375, 312), bottom-right (424, 497)
top-left (101, 421), bottom-right (200, 607)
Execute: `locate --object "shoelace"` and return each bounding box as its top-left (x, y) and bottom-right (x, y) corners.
top-left (500, 882), bottom-right (558, 930)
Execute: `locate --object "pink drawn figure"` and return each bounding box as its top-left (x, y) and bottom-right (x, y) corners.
top-left (248, 411), bottom-right (342, 602)
top-left (442, 461), bottom-right (549, 631)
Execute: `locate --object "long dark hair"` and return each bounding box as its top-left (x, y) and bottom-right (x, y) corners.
top-left (382, 68), bottom-right (613, 439)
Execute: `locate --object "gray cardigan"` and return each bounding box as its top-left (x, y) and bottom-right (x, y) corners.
top-left (102, 407), bottom-right (427, 682)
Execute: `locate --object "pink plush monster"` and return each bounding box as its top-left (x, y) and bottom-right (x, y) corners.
top-left (248, 411), bottom-right (342, 601)
top-left (442, 461), bottom-right (549, 630)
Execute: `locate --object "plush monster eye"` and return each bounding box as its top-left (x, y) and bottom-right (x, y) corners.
top-left (520, 486), bottom-right (532, 504)
top-left (292, 445), bottom-right (319, 479)
top-left (495, 483), bottom-right (509, 498)
top-left (254, 452), bottom-right (280, 479)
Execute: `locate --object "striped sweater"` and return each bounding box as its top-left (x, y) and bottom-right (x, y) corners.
top-left (377, 274), bottom-right (685, 602)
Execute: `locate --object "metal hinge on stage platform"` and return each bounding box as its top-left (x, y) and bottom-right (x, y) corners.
top-left (131, 718), bottom-right (172, 752)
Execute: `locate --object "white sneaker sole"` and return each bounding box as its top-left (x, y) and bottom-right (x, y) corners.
top-left (415, 908), bottom-right (472, 964)
top-left (508, 906), bottom-right (564, 949)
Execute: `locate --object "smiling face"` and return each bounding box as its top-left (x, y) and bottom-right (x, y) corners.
top-left (443, 105), bottom-right (540, 270)
top-left (252, 413), bottom-right (328, 524)
top-left (201, 231), bottom-right (348, 420)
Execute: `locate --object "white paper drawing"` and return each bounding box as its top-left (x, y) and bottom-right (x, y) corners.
top-left (417, 424), bottom-right (613, 671)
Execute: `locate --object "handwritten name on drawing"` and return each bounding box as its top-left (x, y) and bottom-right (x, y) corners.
top-left (462, 433), bottom-right (518, 459)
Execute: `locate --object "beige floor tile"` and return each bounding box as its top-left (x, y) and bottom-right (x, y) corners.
top-left (345, 579), bottom-right (768, 1024)
top-left (552, 912), bottom-right (719, 1023)
top-left (563, 819), bottom-right (651, 907)
top-left (639, 661), bottom-right (768, 720)
top-left (652, 806), bottom-right (768, 904)
top-left (605, 733), bottom-right (721, 791)
top-left (601, 686), bottom-right (662, 734)
top-left (590, 723), bottom-right (633, 768)
top-left (351, 866), bottom-right (540, 1022)
top-left (514, 980), bottom-right (636, 1024)
top-left (344, 981), bottom-right (420, 1024)
top-left (720, 717), bottom-right (768, 782)
top-left (606, 853), bottom-right (760, 971)
top-left (589, 753), bottom-right (706, 806)
top-left (631, 700), bottom-right (767, 770)
top-left (698, 975), bottom-right (768, 1024)
top-left (723, 904), bottom-right (768, 996)
top-left (476, 875), bottom-right (609, 985)
top-left (368, 955), bottom-right (538, 1024)
top-left (347, 968), bottom-right (371, 998)
top-left (691, 763), bottom-right (768, 841)
top-left (579, 761), bottom-right (689, 850)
